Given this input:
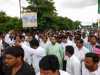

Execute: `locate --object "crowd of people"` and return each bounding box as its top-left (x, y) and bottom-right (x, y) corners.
top-left (0, 29), bottom-right (100, 75)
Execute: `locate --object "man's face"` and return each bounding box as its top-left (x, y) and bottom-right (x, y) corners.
top-left (40, 69), bottom-right (57, 75)
top-left (76, 40), bottom-right (83, 49)
top-left (90, 37), bottom-right (96, 45)
top-left (28, 36), bottom-right (33, 42)
top-left (42, 36), bottom-right (47, 43)
top-left (84, 57), bottom-right (95, 71)
top-left (4, 54), bottom-right (18, 67)
top-left (50, 37), bottom-right (56, 44)
top-left (64, 52), bottom-right (70, 60)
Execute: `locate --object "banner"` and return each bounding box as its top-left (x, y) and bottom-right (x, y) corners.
top-left (22, 12), bottom-right (37, 28)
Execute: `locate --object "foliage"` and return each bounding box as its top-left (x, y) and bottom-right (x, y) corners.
top-left (26, 0), bottom-right (81, 30)
top-left (0, 12), bottom-right (22, 32)
top-left (0, 0), bottom-right (81, 32)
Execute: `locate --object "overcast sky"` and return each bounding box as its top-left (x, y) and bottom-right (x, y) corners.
top-left (0, 0), bottom-right (28, 17)
top-left (54, 0), bottom-right (98, 25)
top-left (0, 0), bottom-right (98, 25)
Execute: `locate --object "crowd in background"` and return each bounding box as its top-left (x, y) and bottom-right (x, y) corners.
top-left (0, 29), bottom-right (100, 75)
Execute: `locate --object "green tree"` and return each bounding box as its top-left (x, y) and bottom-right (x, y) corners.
top-left (27, 0), bottom-right (57, 30)
top-left (26, 0), bottom-right (81, 30)
top-left (73, 21), bottom-right (81, 30)
top-left (0, 12), bottom-right (22, 32)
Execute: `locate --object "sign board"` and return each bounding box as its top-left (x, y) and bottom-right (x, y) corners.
top-left (22, 12), bottom-right (37, 28)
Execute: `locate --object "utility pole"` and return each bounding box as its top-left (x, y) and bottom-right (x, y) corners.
top-left (19, 0), bottom-right (21, 19)
top-left (98, 0), bottom-right (100, 28)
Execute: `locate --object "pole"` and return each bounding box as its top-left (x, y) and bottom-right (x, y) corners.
top-left (98, 0), bottom-right (100, 29)
top-left (98, 19), bottom-right (100, 29)
top-left (19, 0), bottom-right (21, 19)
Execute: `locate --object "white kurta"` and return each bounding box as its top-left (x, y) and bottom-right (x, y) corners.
top-left (0, 39), bottom-right (3, 57)
top-left (21, 43), bottom-right (46, 74)
top-left (36, 70), bottom-right (71, 75)
top-left (82, 62), bottom-right (100, 75)
top-left (31, 46), bottom-right (46, 73)
top-left (66, 55), bottom-right (81, 75)
top-left (39, 40), bottom-right (50, 50)
top-left (4, 33), bottom-right (15, 46)
top-left (22, 41), bottom-right (30, 47)
top-left (61, 38), bottom-right (76, 48)
top-left (21, 42), bottom-right (33, 65)
top-left (74, 46), bottom-right (89, 61)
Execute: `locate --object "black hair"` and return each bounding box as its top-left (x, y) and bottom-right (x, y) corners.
top-left (39, 55), bottom-right (59, 72)
top-left (65, 46), bottom-right (74, 55)
top-left (30, 38), bottom-right (39, 47)
top-left (74, 34), bottom-right (81, 40)
top-left (15, 35), bottom-right (25, 40)
top-left (90, 35), bottom-right (97, 40)
top-left (76, 39), bottom-right (84, 44)
top-left (4, 46), bottom-right (24, 59)
top-left (85, 52), bottom-right (100, 63)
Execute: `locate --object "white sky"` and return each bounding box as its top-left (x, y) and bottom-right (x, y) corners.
top-left (0, 0), bottom-right (99, 25)
top-left (0, 0), bottom-right (28, 17)
top-left (54, 0), bottom-right (98, 25)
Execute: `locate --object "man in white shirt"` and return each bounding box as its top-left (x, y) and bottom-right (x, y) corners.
top-left (37, 55), bottom-right (70, 75)
top-left (4, 31), bottom-right (15, 46)
top-left (21, 38), bottom-right (46, 74)
top-left (65, 46), bottom-right (81, 75)
top-left (0, 36), bottom-right (3, 57)
top-left (61, 35), bottom-right (75, 70)
top-left (82, 52), bottom-right (100, 75)
top-left (75, 39), bottom-right (89, 61)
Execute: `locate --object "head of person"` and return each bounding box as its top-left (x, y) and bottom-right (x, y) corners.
top-left (90, 35), bottom-right (97, 45)
top-left (26, 32), bottom-right (33, 42)
top-left (74, 34), bottom-right (81, 43)
top-left (15, 35), bottom-right (22, 42)
top-left (56, 35), bottom-right (62, 43)
top-left (15, 35), bottom-right (25, 46)
top-left (41, 35), bottom-right (48, 43)
top-left (39, 55), bottom-right (60, 75)
top-left (82, 32), bottom-right (86, 39)
top-left (75, 34), bottom-right (81, 40)
top-left (84, 53), bottom-right (100, 72)
top-left (3, 46), bottom-right (24, 68)
top-left (20, 35), bottom-right (25, 42)
top-left (28, 35), bottom-right (33, 42)
top-left (76, 39), bottom-right (84, 49)
top-left (65, 46), bottom-right (74, 58)
top-left (50, 35), bottom-right (57, 45)
top-left (30, 38), bottom-right (39, 49)
top-left (87, 35), bottom-right (92, 42)
top-left (61, 35), bottom-right (67, 43)
top-left (68, 34), bottom-right (73, 41)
